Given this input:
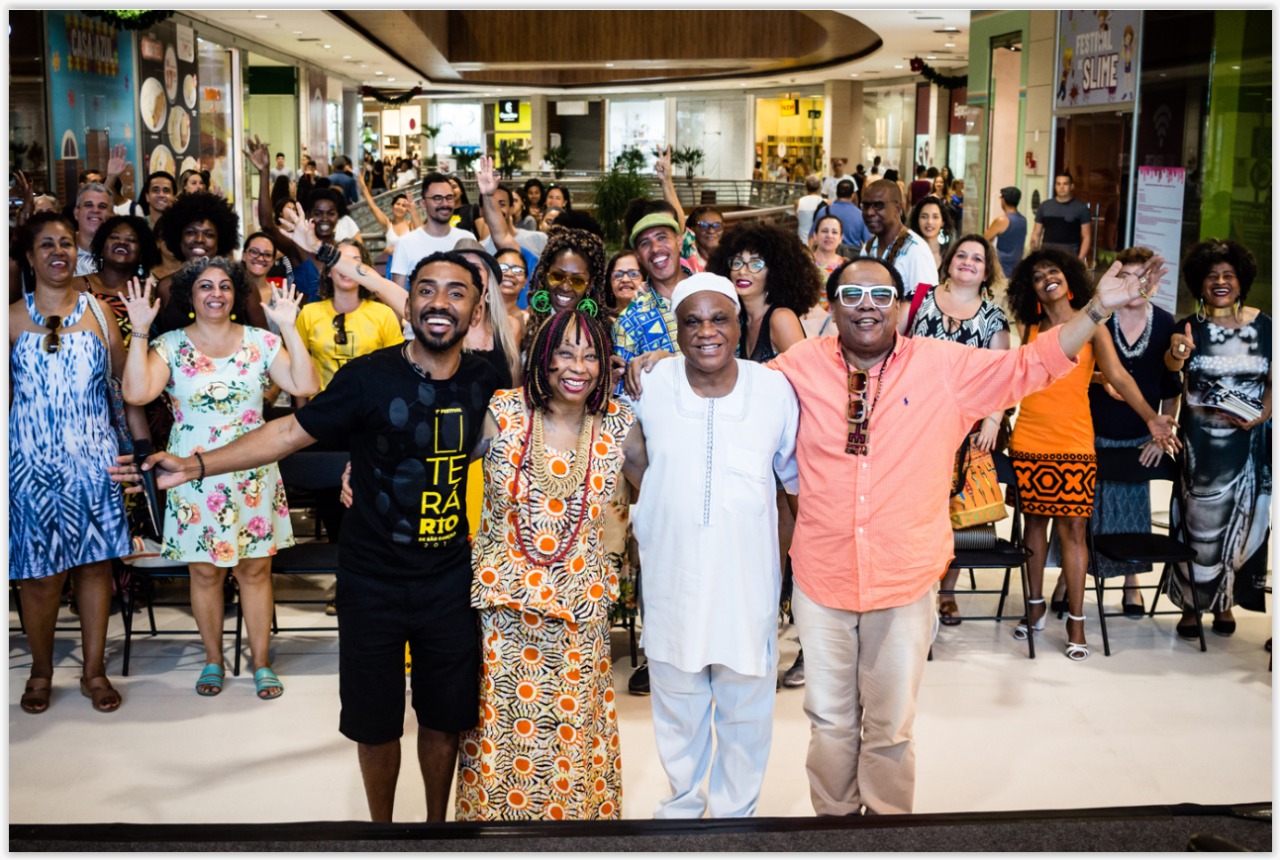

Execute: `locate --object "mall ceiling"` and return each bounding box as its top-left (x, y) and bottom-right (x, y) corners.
top-left (186, 9), bottom-right (971, 96)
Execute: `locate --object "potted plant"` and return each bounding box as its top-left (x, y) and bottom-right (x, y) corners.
top-left (592, 149), bottom-right (651, 249)
top-left (544, 144), bottom-right (572, 179)
top-left (672, 146), bottom-right (705, 182)
top-left (497, 139), bottom-right (530, 180)
top-left (451, 147), bottom-right (481, 177)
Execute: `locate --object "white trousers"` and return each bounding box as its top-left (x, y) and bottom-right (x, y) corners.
top-left (648, 646), bottom-right (778, 819)
top-left (792, 583), bottom-right (937, 816)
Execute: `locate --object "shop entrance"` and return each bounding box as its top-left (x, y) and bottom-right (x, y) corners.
top-left (1054, 112), bottom-right (1134, 265)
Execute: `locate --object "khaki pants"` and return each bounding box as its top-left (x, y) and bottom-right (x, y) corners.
top-left (792, 583), bottom-right (937, 815)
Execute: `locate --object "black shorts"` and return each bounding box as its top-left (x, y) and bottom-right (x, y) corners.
top-left (336, 567), bottom-right (481, 745)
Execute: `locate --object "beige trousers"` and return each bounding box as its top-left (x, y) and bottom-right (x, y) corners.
top-left (792, 583), bottom-right (937, 816)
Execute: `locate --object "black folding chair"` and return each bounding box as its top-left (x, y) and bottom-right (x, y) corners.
top-left (263, 450), bottom-right (349, 634)
top-left (1086, 446), bottom-right (1200, 656)
top-left (119, 557), bottom-right (244, 677)
top-left (934, 450), bottom-right (1037, 659)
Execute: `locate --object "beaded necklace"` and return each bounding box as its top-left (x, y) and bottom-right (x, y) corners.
top-left (1110, 304), bottom-right (1153, 361)
top-left (512, 409), bottom-right (596, 565)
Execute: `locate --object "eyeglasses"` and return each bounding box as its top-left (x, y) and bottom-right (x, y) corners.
top-left (545, 269), bottom-right (590, 290)
top-left (861, 200), bottom-right (889, 212)
top-left (837, 284), bottom-right (898, 308)
top-left (244, 248), bottom-right (274, 261)
top-left (44, 315), bottom-right (63, 354)
top-left (332, 313), bottom-right (348, 346)
top-left (729, 258), bottom-right (766, 273)
top-left (611, 268), bottom-right (642, 281)
top-left (695, 221), bottom-right (723, 231)
top-left (422, 194), bottom-right (452, 205)
top-left (498, 263), bottom-right (527, 276)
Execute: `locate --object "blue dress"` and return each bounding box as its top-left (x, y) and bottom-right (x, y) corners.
top-left (9, 292), bottom-right (130, 580)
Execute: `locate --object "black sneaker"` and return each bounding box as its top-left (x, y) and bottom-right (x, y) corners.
top-left (782, 650), bottom-right (805, 687)
top-left (628, 662), bottom-right (650, 696)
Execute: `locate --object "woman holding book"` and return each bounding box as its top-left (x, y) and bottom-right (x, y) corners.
top-left (1163, 239), bottom-right (1271, 639)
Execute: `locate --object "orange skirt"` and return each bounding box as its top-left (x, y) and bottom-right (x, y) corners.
top-left (1008, 450), bottom-right (1097, 518)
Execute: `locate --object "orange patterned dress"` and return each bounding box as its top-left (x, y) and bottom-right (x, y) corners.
top-left (456, 389), bottom-right (635, 821)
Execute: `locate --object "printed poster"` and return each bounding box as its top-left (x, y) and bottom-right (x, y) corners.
top-left (1132, 166), bottom-right (1185, 317)
top-left (44, 11), bottom-right (139, 197)
top-left (136, 20), bottom-right (200, 182)
top-left (1054, 10), bottom-right (1142, 111)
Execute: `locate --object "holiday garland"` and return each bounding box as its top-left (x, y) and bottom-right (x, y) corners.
top-left (910, 57), bottom-right (968, 90)
top-left (83, 10), bottom-right (174, 31)
top-left (360, 85), bottom-right (423, 105)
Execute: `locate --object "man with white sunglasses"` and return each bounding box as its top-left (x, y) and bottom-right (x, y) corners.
top-left (767, 252), bottom-right (1169, 816)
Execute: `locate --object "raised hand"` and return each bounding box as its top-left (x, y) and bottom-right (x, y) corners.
top-left (476, 154), bottom-right (498, 197)
top-left (262, 280), bottom-right (304, 330)
top-left (244, 134), bottom-right (271, 174)
top-left (107, 143), bottom-right (129, 178)
top-left (655, 145), bottom-right (673, 182)
top-left (1169, 322), bottom-right (1196, 362)
top-left (278, 201), bottom-right (321, 255)
top-left (1094, 254), bottom-right (1168, 312)
top-left (12, 169), bottom-right (34, 226)
top-left (119, 276), bottom-right (161, 333)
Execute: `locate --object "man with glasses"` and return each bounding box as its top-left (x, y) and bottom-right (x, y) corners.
top-left (858, 179), bottom-right (939, 327)
top-left (767, 253), bottom-right (1167, 816)
top-left (390, 173), bottom-right (477, 289)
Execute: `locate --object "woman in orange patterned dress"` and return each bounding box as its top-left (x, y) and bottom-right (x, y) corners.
top-left (1004, 250), bottom-right (1178, 660)
top-left (457, 309), bottom-right (648, 820)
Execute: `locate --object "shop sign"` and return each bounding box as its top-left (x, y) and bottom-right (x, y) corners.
top-left (44, 12), bottom-right (139, 194)
top-left (1055, 10), bottom-right (1141, 111)
top-left (135, 18), bottom-right (200, 181)
top-left (779, 99), bottom-right (799, 118)
top-left (498, 99), bottom-right (521, 124)
top-left (1132, 166), bottom-right (1184, 316)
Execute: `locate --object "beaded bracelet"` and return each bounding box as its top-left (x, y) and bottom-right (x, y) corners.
top-left (315, 242), bottom-right (339, 268)
top-left (193, 450), bottom-right (206, 483)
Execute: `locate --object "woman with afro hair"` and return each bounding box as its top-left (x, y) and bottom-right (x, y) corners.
top-left (1003, 248), bottom-right (1177, 661)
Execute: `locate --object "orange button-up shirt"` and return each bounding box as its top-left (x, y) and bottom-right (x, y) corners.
top-left (769, 328), bottom-right (1078, 612)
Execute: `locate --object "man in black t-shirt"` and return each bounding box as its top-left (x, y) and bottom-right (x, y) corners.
top-left (131, 251), bottom-right (500, 823)
top-left (1032, 172), bottom-right (1093, 262)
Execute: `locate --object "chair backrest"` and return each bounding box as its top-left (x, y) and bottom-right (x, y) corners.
top-left (277, 450), bottom-right (351, 491)
top-left (1094, 445), bottom-right (1178, 485)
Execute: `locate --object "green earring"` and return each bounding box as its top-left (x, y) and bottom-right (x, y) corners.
top-left (576, 297), bottom-right (599, 318)
top-left (530, 290), bottom-right (552, 314)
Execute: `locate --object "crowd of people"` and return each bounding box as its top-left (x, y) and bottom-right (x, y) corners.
top-left (8, 137), bottom-right (1271, 826)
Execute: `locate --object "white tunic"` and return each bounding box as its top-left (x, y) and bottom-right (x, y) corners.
top-left (630, 358), bottom-right (800, 677)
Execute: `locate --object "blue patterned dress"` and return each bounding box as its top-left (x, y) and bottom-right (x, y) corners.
top-left (9, 293), bottom-right (131, 580)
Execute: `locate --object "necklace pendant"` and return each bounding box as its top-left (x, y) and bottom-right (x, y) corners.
top-left (846, 427), bottom-right (869, 456)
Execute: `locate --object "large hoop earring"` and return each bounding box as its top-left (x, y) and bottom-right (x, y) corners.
top-left (1195, 298), bottom-right (1206, 323)
top-left (576, 298), bottom-right (599, 318)
top-left (529, 290), bottom-right (552, 314)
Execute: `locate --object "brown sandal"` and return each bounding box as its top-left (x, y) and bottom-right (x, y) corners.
top-left (80, 676), bottom-right (122, 713)
top-left (21, 677), bottom-right (52, 714)
top-left (939, 599), bottom-right (962, 626)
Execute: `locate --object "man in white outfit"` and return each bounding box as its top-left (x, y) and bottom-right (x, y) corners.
top-left (627, 272), bottom-right (800, 818)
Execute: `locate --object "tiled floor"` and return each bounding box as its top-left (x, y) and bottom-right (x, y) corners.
top-left (9, 567), bottom-right (1271, 824)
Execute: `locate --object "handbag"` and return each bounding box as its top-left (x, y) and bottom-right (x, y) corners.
top-left (949, 431), bottom-right (1008, 530)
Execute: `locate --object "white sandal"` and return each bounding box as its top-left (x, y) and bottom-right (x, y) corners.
top-left (1065, 613), bottom-right (1090, 661)
top-left (1013, 598), bottom-right (1047, 641)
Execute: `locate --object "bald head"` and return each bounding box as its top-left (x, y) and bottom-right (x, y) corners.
top-left (864, 179), bottom-right (903, 207)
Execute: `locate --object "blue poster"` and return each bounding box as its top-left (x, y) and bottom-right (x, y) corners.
top-left (44, 11), bottom-right (139, 195)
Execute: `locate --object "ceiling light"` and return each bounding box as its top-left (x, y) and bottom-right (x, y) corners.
top-left (934, 26), bottom-right (961, 33)
top-left (387, 77), bottom-right (395, 82)
top-left (374, 70), bottom-right (384, 76)
top-left (894, 64), bottom-right (904, 69)
top-left (342, 55), bottom-right (351, 60)
top-left (945, 42), bottom-right (956, 48)
top-left (254, 14), bottom-right (269, 19)
top-left (323, 44), bottom-right (331, 49)
top-left (292, 30), bottom-right (303, 35)
top-left (850, 73), bottom-right (858, 77)
top-left (926, 55), bottom-right (937, 60)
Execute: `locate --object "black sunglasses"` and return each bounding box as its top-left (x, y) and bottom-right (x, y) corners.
top-left (44, 315), bottom-right (63, 354)
top-left (332, 313), bottom-right (348, 346)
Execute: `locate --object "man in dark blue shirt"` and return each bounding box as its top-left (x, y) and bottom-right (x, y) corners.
top-left (809, 179), bottom-right (870, 250)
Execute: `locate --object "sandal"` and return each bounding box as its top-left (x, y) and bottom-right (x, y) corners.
top-left (1175, 616), bottom-right (1201, 641)
top-left (1065, 614), bottom-right (1089, 661)
top-left (254, 666), bottom-right (284, 700)
top-left (80, 676), bottom-right (122, 713)
top-left (938, 598), bottom-right (962, 626)
top-left (1012, 598), bottom-right (1047, 641)
top-left (20, 677), bottom-right (52, 714)
top-left (195, 663), bottom-right (225, 696)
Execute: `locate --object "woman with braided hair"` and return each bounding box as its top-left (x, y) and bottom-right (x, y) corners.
top-left (521, 225), bottom-right (612, 355)
top-left (457, 309), bottom-right (647, 820)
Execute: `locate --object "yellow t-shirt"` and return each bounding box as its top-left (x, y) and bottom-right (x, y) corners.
top-left (295, 298), bottom-right (405, 390)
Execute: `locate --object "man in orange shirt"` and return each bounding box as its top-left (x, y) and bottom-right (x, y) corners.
top-left (768, 252), bottom-right (1169, 815)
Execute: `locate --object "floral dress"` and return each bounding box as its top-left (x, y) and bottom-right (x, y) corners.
top-left (153, 327), bottom-right (294, 565)
top-left (457, 389), bottom-right (635, 821)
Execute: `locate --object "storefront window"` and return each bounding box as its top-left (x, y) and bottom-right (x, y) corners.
top-left (860, 85), bottom-right (916, 179)
top-left (755, 95), bottom-right (824, 181)
top-left (606, 99), bottom-right (664, 171)
top-left (197, 38), bottom-right (234, 202)
top-left (431, 102), bottom-right (483, 169)
top-left (677, 97), bottom-right (749, 180)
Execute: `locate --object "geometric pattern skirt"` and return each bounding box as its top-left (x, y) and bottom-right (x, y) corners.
top-left (455, 607), bottom-right (622, 821)
top-left (1009, 449), bottom-right (1098, 518)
